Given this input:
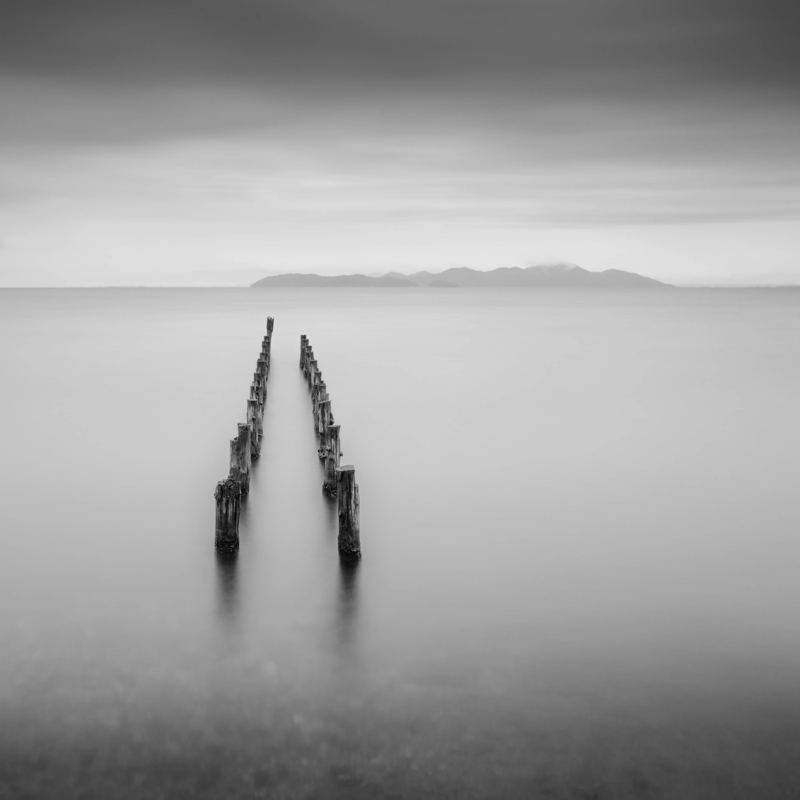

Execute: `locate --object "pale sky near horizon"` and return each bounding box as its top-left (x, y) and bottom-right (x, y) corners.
top-left (1, 0), bottom-right (799, 286)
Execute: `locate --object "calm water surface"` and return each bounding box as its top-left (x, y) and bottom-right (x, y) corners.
top-left (1, 288), bottom-right (799, 798)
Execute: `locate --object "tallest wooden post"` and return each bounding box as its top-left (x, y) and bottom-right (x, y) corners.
top-left (336, 465), bottom-right (361, 559)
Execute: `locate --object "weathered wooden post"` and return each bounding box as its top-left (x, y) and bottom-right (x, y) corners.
top-left (229, 422), bottom-right (251, 493)
top-left (267, 316), bottom-right (274, 334)
top-left (257, 358), bottom-right (269, 388)
top-left (311, 372), bottom-right (323, 422)
top-left (250, 383), bottom-right (261, 418)
top-left (253, 371), bottom-right (265, 407)
top-left (315, 382), bottom-right (328, 434)
top-left (314, 381), bottom-right (330, 440)
top-left (336, 465), bottom-right (361, 559)
top-left (317, 399), bottom-right (331, 458)
top-left (214, 478), bottom-right (241, 553)
top-left (300, 335), bottom-right (307, 369)
top-left (246, 398), bottom-right (260, 459)
top-left (308, 358), bottom-right (318, 389)
top-left (323, 423), bottom-right (341, 494)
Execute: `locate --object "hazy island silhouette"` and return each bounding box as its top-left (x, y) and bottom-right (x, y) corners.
top-left (251, 263), bottom-right (670, 288)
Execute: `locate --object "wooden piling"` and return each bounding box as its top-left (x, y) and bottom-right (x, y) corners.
top-left (300, 335), bottom-right (307, 369)
top-left (311, 373), bottom-right (323, 421)
top-left (253, 371), bottom-right (266, 408)
top-left (314, 382), bottom-right (327, 433)
top-left (336, 465), bottom-right (361, 559)
top-left (267, 317), bottom-right (274, 334)
top-left (247, 390), bottom-right (264, 422)
top-left (250, 383), bottom-right (263, 426)
top-left (229, 422), bottom-right (251, 493)
top-left (247, 398), bottom-right (260, 459)
top-left (317, 399), bottom-right (331, 457)
top-left (240, 421), bottom-right (252, 469)
top-left (323, 423), bottom-right (341, 494)
top-left (214, 478), bottom-right (241, 553)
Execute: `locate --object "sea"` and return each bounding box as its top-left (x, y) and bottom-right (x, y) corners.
top-left (1, 287), bottom-right (799, 799)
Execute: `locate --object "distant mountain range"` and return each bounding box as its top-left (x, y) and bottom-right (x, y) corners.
top-left (251, 263), bottom-right (670, 288)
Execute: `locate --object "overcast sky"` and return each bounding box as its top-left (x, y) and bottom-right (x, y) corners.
top-left (1, 0), bottom-right (799, 285)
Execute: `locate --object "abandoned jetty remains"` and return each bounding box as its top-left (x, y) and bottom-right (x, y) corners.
top-left (214, 316), bottom-right (274, 554)
top-left (213, 321), bottom-right (362, 561)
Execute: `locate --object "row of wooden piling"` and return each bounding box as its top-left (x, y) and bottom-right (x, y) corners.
top-left (214, 317), bottom-right (274, 553)
top-left (301, 335), bottom-right (361, 559)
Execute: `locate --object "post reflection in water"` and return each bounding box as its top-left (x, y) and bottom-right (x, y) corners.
top-left (215, 549), bottom-right (239, 622)
top-left (336, 555), bottom-right (361, 652)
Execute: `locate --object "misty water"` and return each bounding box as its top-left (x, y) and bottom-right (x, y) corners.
top-left (1, 288), bottom-right (799, 799)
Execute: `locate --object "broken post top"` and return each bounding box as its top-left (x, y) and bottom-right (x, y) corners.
top-left (215, 476), bottom-right (241, 498)
top-left (336, 464), bottom-right (355, 474)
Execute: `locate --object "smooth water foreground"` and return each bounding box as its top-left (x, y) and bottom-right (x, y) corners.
top-left (1, 288), bottom-right (799, 799)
